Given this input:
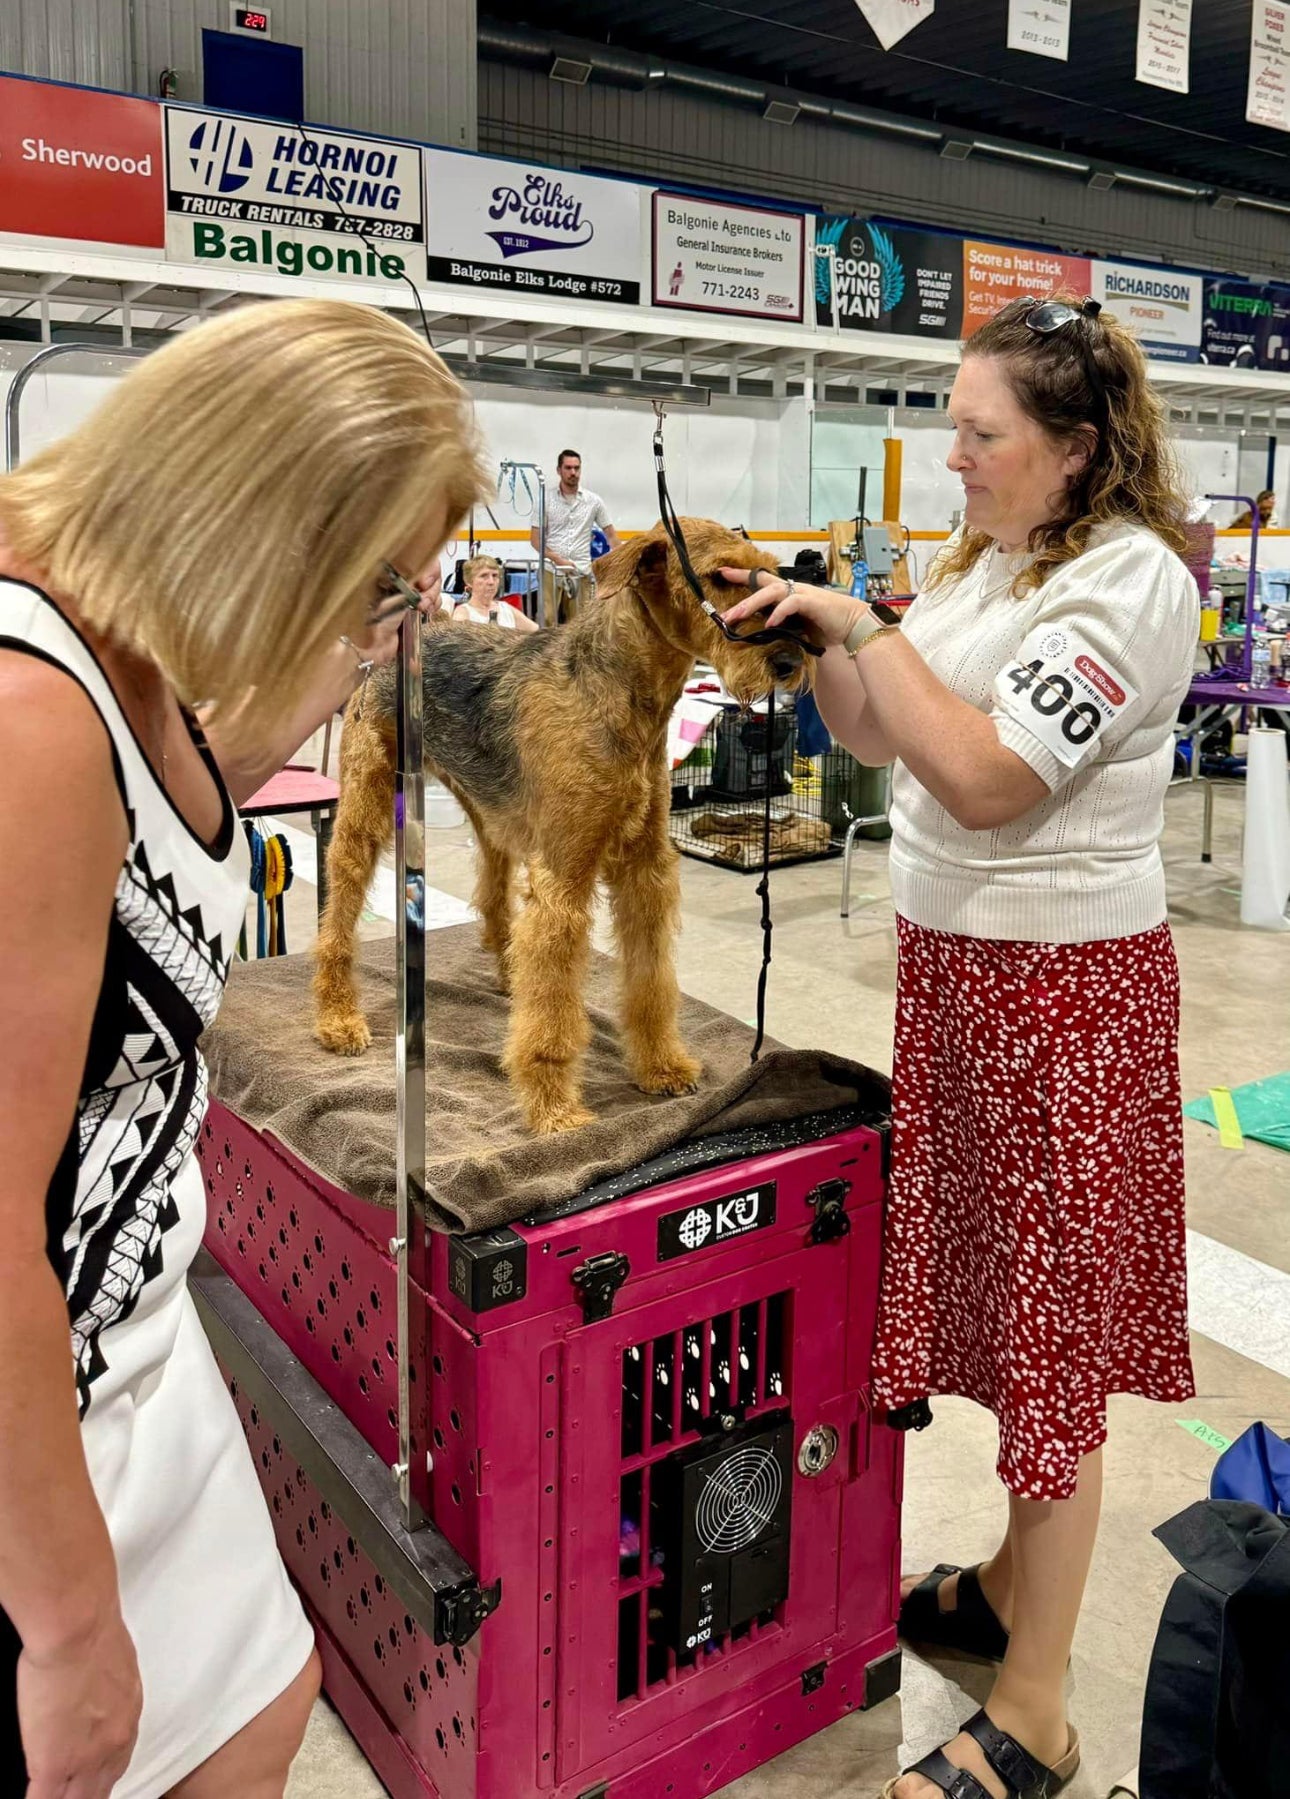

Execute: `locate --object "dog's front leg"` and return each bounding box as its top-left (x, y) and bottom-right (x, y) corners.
top-left (501, 857), bottom-right (597, 1134)
top-left (607, 776), bottom-right (702, 1098)
top-left (313, 712), bottom-right (395, 1055)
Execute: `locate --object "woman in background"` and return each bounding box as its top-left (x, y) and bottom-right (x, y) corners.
top-left (0, 298), bottom-right (486, 1799)
top-left (452, 553), bottom-right (539, 631)
top-left (1230, 489), bottom-right (1276, 529)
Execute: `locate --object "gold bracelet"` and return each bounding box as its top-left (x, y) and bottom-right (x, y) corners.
top-left (852, 623), bottom-right (900, 656)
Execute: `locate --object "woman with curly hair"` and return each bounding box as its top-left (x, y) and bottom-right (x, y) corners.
top-left (721, 296), bottom-right (1199, 1799)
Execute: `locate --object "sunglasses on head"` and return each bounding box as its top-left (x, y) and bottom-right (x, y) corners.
top-left (1014, 295), bottom-right (1110, 424)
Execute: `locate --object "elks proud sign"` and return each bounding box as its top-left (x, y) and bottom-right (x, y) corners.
top-left (424, 150), bottom-right (642, 304)
top-left (163, 107), bottom-right (425, 285)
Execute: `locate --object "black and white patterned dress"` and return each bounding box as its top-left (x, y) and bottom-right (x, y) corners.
top-left (0, 582), bottom-right (313, 1794)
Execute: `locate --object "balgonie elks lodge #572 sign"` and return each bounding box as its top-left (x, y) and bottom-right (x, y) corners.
top-left (163, 106), bottom-right (425, 285)
top-left (424, 150), bottom-right (642, 305)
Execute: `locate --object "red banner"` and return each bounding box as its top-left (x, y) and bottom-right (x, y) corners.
top-left (962, 240), bottom-right (1092, 335)
top-left (0, 75), bottom-right (163, 250)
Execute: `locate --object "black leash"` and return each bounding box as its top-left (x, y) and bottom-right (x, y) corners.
top-left (652, 403), bottom-right (805, 1065)
top-left (751, 683), bottom-right (775, 1063)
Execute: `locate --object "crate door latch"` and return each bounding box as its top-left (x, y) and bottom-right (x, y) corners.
top-left (571, 1251), bottom-right (630, 1321)
top-left (805, 1178), bottom-right (851, 1245)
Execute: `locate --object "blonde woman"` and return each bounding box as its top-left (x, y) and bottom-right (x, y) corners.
top-left (722, 297), bottom-right (1197, 1799)
top-left (0, 299), bottom-right (486, 1798)
top-left (451, 553), bottom-right (539, 631)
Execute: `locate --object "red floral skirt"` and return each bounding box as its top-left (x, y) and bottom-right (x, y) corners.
top-left (871, 918), bottom-right (1195, 1501)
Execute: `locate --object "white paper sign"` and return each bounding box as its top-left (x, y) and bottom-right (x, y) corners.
top-left (1249, 0), bottom-right (1290, 133)
top-left (651, 193), bottom-right (804, 323)
top-left (995, 625), bottom-right (1139, 769)
top-left (424, 149), bottom-right (643, 305)
top-left (163, 105), bottom-right (423, 285)
top-left (1007, 0), bottom-right (1071, 60)
top-left (1136, 0), bottom-right (1192, 94)
top-left (853, 0), bottom-right (935, 52)
top-left (1091, 260), bottom-right (1203, 359)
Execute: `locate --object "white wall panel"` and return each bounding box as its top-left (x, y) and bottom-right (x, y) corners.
top-left (0, 344), bottom-right (1254, 542)
top-left (480, 60), bottom-right (1290, 283)
top-left (1, 0), bottom-right (131, 90)
top-left (472, 389), bottom-right (788, 532)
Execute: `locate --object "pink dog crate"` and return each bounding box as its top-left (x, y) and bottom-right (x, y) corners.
top-left (194, 1082), bottom-right (904, 1799)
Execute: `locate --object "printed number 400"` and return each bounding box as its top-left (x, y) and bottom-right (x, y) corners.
top-left (1005, 659), bottom-right (1101, 747)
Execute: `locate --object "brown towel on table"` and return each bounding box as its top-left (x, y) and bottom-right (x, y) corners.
top-left (203, 927), bottom-right (880, 1234)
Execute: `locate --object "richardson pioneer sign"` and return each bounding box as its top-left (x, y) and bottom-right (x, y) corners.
top-left (0, 74), bottom-right (163, 250)
top-left (163, 106), bottom-right (424, 284)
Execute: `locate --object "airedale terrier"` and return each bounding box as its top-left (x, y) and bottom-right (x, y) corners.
top-left (312, 521), bottom-right (812, 1135)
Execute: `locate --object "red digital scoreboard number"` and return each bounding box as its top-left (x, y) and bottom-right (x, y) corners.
top-left (234, 8), bottom-right (270, 31)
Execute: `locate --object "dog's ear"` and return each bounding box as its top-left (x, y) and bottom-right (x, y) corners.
top-left (593, 532), bottom-right (668, 601)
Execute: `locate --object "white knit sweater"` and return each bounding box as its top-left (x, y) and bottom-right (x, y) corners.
top-left (889, 520), bottom-right (1199, 944)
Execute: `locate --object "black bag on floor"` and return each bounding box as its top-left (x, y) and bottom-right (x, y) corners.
top-left (1139, 1500), bottom-right (1290, 1799)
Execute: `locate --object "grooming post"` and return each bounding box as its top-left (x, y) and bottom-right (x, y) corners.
top-left (394, 599), bottom-right (428, 1529)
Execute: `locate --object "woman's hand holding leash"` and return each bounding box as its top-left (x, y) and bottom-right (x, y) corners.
top-left (719, 566), bottom-right (871, 650)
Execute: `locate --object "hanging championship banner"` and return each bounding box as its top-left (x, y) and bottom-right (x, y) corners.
top-left (852, 0), bottom-right (935, 51)
top-left (163, 106), bottom-right (424, 284)
top-left (651, 193), bottom-right (804, 322)
top-left (962, 240), bottom-right (1090, 336)
top-left (1007, 0), bottom-right (1072, 60)
top-left (1249, 1), bottom-right (1290, 133)
top-left (814, 217), bottom-right (961, 337)
top-left (1091, 261), bottom-right (1202, 361)
top-left (1136, 0), bottom-right (1192, 95)
top-left (424, 150), bottom-right (642, 304)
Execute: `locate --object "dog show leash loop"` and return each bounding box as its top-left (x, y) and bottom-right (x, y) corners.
top-left (651, 403), bottom-right (780, 1064)
top-left (750, 683), bottom-right (775, 1064)
top-left (651, 403), bottom-right (822, 660)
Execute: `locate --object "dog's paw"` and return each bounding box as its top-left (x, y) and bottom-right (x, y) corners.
top-left (528, 1102), bottom-right (595, 1136)
top-left (315, 1013), bottom-right (372, 1056)
top-left (635, 1053), bottom-right (703, 1097)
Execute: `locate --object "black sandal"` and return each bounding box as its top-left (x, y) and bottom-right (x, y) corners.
top-left (897, 1563), bottom-right (1010, 1663)
top-left (880, 1709), bottom-right (1080, 1799)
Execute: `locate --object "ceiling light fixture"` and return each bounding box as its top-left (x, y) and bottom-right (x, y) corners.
top-left (975, 141), bottom-right (1090, 174)
top-left (1110, 170), bottom-right (1209, 199)
top-left (940, 139), bottom-right (972, 160)
top-left (1233, 193), bottom-right (1290, 217)
top-left (1087, 170), bottom-right (1117, 192)
top-left (763, 99), bottom-right (801, 125)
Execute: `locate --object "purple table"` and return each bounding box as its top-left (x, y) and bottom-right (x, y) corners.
top-left (1176, 683), bottom-right (1290, 861)
top-left (1186, 678), bottom-right (1290, 708)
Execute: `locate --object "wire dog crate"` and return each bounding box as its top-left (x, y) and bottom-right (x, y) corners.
top-left (669, 701), bottom-right (887, 871)
top-left (196, 1083), bottom-right (904, 1799)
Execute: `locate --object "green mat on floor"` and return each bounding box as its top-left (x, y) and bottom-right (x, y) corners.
top-left (1185, 1073), bottom-right (1290, 1153)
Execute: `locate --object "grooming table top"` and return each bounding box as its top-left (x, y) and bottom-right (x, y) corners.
top-left (204, 926), bottom-right (886, 1235)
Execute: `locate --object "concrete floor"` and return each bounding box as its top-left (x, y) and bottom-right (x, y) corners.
top-left (261, 774), bottom-right (1290, 1799)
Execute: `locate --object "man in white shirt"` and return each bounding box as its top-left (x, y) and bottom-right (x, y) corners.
top-left (531, 450), bottom-right (619, 623)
